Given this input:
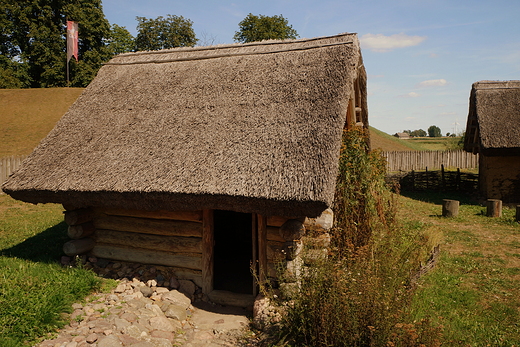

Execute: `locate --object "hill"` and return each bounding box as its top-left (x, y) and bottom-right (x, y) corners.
top-left (369, 126), bottom-right (419, 151)
top-left (0, 88), bottom-right (83, 157)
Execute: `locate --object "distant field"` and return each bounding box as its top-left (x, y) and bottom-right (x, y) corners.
top-left (0, 88), bottom-right (84, 157)
top-left (406, 136), bottom-right (462, 151)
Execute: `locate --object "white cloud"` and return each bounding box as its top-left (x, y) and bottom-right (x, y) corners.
top-left (360, 33), bottom-right (426, 52)
top-left (417, 79), bottom-right (448, 87)
top-left (399, 92), bottom-right (421, 98)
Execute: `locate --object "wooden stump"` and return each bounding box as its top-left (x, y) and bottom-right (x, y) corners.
top-left (442, 199), bottom-right (459, 218)
top-left (486, 199), bottom-right (502, 217)
top-left (516, 205), bottom-right (520, 223)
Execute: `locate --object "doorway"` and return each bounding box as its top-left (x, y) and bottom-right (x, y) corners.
top-left (213, 210), bottom-right (253, 294)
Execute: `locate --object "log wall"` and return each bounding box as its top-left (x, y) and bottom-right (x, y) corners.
top-left (90, 208), bottom-right (203, 273)
top-left (61, 207), bottom-right (332, 293)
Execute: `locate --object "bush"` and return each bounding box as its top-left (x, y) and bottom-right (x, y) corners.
top-left (277, 128), bottom-right (441, 346)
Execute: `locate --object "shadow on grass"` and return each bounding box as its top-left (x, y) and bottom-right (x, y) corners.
top-left (1, 222), bottom-right (68, 263)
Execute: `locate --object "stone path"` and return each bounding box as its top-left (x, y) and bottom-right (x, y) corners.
top-left (35, 260), bottom-right (256, 347)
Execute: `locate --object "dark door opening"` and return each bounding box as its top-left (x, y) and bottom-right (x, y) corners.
top-left (213, 210), bottom-right (253, 294)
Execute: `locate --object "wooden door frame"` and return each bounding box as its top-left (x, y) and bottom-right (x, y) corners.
top-left (201, 209), bottom-right (267, 297)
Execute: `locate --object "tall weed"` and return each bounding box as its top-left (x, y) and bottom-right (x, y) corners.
top-left (279, 128), bottom-right (440, 346)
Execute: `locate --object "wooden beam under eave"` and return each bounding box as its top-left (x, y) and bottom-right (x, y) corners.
top-left (202, 209), bottom-right (214, 294)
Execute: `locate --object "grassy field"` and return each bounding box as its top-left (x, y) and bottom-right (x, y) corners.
top-left (406, 136), bottom-right (463, 151)
top-left (0, 88), bottom-right (83, 157)
top-left (0, 194), bottom-right (103, 346)
top-left (400, 190), bottom-right (520, 345)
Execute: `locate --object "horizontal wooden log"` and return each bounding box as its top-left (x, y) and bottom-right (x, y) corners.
top-left (94, 207), bottom-right (203, 223)
top-left (94, 215), bottom-right (202, 237)
top-left (64, 208), bottom-right (93, 226)
top-left (95, 229), bottom-right (202, 253)
top-left (68, 222), bottom-right (95, 239)
top-left (267, 226), bottom-right (285, 243)
top-left (91, 243), bottom-right (202, 270)
top-left (63, 238), bottom-right (95, 256)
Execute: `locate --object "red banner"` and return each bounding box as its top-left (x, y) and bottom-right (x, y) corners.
top-left (67, 21), bottom-right (79, 62)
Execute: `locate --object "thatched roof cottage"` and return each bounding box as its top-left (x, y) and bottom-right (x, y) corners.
top-left (464, 80), bottom-right (520, 202)
top-left (2, 33), bottom-right (367, 306)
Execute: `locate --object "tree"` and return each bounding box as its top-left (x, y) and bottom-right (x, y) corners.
top-left (427, 125), bottom-right (442, 137)
top-left (135, 15), bottom-right (197, 51)
top-left (233, 13), bottom-right (298, 43)
top-left (106, 24), bottom-right (135, 55)
top-left (410, 129), bottom-right (427, 137)
top-left (0, 0), bottom-right (111, 88)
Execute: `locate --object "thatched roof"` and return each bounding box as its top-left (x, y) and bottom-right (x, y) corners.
top-left (464, 80), bottom-right (520, 156)
top-left (2, 33), bottom-right (367, 217)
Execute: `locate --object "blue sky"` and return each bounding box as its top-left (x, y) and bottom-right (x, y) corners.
top-left (101, 0), bottom-right (519, 136)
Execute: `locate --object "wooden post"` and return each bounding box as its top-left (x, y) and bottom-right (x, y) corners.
top-left (257, 214), bottom-right (268, 286)
top-left (456, 168), bottom-right (461, 190)
top-left (202, 209), bottom-right (214, 294)
top-left (486, 199), bottom-right (502, 217)
top-left (442, 199), bottom-right (459, 217)
top-left (516, 205), bottom-right (520, 223)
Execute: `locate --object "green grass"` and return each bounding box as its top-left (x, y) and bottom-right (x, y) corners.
top-left (0, 194), bottom-right (101, 346)
top-left (406, 136), bottom-right (463, 151)
top-left (401, 191), bottom-right (520, 346)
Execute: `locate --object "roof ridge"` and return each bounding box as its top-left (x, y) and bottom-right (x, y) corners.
top-left (116, 32), bottom-right (357, 58)
top-left (105, 41), bottom-right (354, 66)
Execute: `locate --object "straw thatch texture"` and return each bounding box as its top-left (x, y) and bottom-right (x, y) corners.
top-left (464, 80), bottom-right (520, 156)
top-left (2, 34), bottom-right (366, 217)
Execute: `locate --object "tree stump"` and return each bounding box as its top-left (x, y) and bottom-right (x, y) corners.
top-left (486, 199), bottom-right (502, 217)
top-left (516, 205), bottom-right (520, 223)
top-left (442, 199), bottom-right (459, 217)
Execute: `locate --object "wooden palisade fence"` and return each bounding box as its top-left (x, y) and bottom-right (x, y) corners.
top-left (0, 155), bottom-right (28, 191)
top-left (383, 150), bottom-right (478, 172)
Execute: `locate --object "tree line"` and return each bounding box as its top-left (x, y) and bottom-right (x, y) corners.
top-left (0, 0), bottom-right (298, 89)
top-left (401, 125), bottom-right (458, 138)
